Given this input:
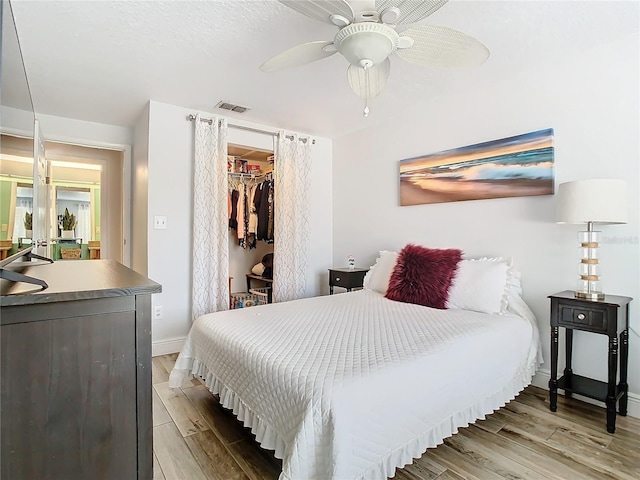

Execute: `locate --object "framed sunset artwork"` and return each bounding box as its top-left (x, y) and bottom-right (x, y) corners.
top-left (399, 129), bottom-right (555, 206)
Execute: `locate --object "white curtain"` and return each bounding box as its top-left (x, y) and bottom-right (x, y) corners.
top-left (76, 203), bottom-right (91, 243)
top-left (13, 199), bottom-right (32, 240)
top-left (273, 132), bottom-right (312, 302)
top-left (192, 115), bottom-right (229, 320)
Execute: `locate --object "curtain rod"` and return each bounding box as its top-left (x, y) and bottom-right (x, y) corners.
top-left (186, 114), bottom-right (315, 145)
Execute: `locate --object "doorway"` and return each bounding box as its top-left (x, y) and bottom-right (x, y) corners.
top-left (46, 141), bottom-right (124, 262)
top-left (227, 143), bottom-right (274, 297)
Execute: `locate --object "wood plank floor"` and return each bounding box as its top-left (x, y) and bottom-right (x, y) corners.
top-left (152, 354), bottom-right (640, 479)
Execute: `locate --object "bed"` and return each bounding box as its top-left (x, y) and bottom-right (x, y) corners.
top-left (169, 254), bottom-right (542, 480)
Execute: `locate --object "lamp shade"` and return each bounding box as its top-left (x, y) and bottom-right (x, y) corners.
top-left (556, 179), bottom-right (627, 225)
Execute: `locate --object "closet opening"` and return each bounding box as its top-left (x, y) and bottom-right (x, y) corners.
top-left (227, 143), bottom-right (275, 308)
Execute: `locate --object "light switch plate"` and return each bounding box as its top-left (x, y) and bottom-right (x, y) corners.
top-left (154, 216), bottom-right (167, 230)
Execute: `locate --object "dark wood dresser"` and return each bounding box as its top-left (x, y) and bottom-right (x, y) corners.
top-left (1, 259), bottom-right (161, 480)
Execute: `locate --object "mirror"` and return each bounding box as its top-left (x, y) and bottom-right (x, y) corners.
top-left (0, 0), bottom-right (36, 261)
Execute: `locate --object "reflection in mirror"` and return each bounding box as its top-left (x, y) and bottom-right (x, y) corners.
top-left (13, 185), bottom-right (33, 238)
top-left (50, 161), bottom-right (101, 261)
top-left (56, 187), bottom-right (90, 239)
top-left (0, 134), bottom-right (34, 259)
top-left (1, 0), bottom-right (36, 261)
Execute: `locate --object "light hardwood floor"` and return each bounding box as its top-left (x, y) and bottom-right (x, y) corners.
top-left (152, 354), bottom-right (640, 479)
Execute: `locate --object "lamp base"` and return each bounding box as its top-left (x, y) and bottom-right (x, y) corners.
top-left (575, 290), bottom-right (605, 301)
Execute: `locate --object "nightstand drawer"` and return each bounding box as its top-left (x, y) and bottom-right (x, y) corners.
top-left (328, 269), bottom-right (368, 291)
top-left (558, 305), bottom-right (608, 333)
top-left (330, 270), bottom-right (366, 289)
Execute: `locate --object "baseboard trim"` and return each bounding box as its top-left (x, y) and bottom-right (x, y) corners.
top-left (152, 337), bottom-right (185, 357)
top-left (532, 369), bottom-right (640, 419)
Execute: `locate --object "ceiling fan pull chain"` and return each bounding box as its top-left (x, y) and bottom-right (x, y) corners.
top-left (363, 64), bottom-right (370, 117)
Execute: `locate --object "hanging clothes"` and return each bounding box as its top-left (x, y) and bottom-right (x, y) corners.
top-left (228, 189), bottom-right (239, 230)
top-left (243, 183), bottom-right (252, 248)
top-left (236, 183), bottom-right (246, 245)
top-left (255, 181), bottom-right (271, 242)
top-left (266, 180), bottom-right (274, 243)
top-left (229, 175), bottom-right (273, 245)
top-left (247, 183), bottom-right (258, 249)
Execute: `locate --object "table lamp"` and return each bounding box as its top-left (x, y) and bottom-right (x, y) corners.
top-left (556, 179), bottom-right (627, 300)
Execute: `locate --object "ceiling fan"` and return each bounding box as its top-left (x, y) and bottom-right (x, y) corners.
top-left (260, 0), bottom-right (490, 116)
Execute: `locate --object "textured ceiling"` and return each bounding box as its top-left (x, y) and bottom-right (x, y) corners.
top-left (6, 0), bottom-right (640, 139)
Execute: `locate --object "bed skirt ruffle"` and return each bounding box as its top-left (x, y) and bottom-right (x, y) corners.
top-left (170, 353), bottom-right (539, 480)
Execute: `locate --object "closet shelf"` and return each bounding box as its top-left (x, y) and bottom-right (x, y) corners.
top-left (228, 172), bottom-right (272, 180)
top-left (229, 172), bottom-right (263, 178)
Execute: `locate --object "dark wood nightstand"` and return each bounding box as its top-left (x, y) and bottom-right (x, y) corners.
top-left (328, 268), bottom-right (368, 294)
top-left (548, 290), bottom-right (632, 433)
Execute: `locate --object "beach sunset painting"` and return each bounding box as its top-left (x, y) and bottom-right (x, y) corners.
top-left (399, 129), bottom-right (554, 206)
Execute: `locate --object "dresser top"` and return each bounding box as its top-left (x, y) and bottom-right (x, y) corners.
top-left (1, 259), bottom-right (161, 306)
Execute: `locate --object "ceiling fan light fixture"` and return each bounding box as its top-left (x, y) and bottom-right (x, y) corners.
top-left (334, 23), bottom-right (399, 67)
top-left (347, 58), bottom-right (391, 100)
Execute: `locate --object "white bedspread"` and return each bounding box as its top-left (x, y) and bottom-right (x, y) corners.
top-left (170, 290), bottom-right (541, 480)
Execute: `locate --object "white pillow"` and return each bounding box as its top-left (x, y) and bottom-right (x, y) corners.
top-left (446, 257), bottom-right (512, 314)
top-left (363, 251), bottom-right (398, 295)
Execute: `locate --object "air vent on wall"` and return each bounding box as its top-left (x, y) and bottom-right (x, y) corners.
top-left (215, 101), bottom-right (251, 114)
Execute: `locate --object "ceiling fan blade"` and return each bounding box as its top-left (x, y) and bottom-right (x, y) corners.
top-left (278, 0), bottom-right (354, 25)
top-left (348, 0), bottom-right (376, 15)
top-left (347, 58), bottom-right (391, 99)
top-left (349, 0), bottom-right (376, 11)
top-left (375, 0), bottom-right (448, 25)
top-left (260, 41), bottom-right (337, 72)
top-left (396, 25), bottom-right (489, 67)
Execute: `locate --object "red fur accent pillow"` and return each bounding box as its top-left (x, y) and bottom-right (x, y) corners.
top-left (385, 244), bottom-right (462, 309)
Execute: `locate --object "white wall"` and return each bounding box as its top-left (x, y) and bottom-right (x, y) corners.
top-left (333, 33), bottom-right (640, 414)
top-left (0, 107), bottom-right (132, 159)
top-left (229, 239), bottom-right (273, 294)
top-left (36, 112), bottom-right (133, 147)
top-left (0, 106), bottom-right (34, 136)
top-left (138, 100), bottom-right (333, 355)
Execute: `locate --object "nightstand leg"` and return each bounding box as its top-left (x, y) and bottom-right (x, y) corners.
top-left (329, 286), bottom-right (334, 295)
top-left (618, 329), bottom-right (629, 416)
top-left (549, 326), bottom-right (559, 412)
top-left (564, 329), bottom-right (574, 398)
top-left (606, 336), bottom-right (618, 434)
